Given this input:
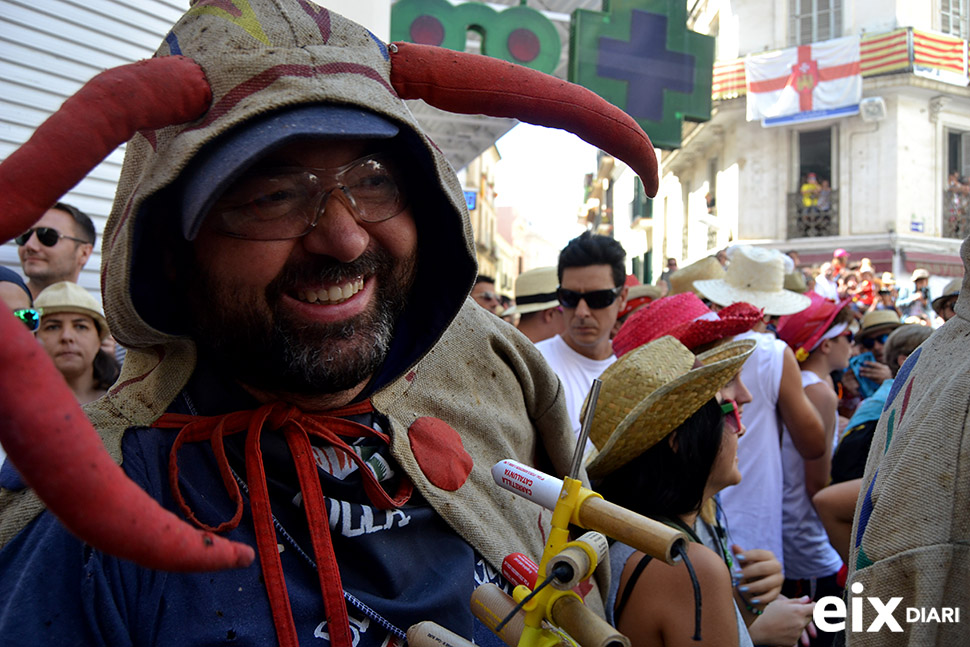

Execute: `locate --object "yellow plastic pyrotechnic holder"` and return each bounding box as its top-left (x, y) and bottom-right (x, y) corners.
top-left (514, 476), bottom-right (628, 647)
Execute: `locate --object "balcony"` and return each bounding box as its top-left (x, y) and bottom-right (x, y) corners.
top-left (944, 189), bottom-right (970, 239)
top-left (787, 190), bottom-right (840, 238)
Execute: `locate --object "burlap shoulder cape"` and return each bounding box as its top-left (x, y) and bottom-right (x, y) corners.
top-left (846, 236), bottom-right (970, 646)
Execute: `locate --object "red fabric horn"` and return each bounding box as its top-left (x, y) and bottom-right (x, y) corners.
top-left (0, 56), bottom-right (255, 571)
top-left (389, 41), bottom-right (659, 197)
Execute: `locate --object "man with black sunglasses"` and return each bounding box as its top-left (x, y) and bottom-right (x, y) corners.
top-left (536, 231), bottom-right (628, 443)
top-left (16, 201), bottom-right (95, 300)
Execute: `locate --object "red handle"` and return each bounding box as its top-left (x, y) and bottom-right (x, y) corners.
top-left (0, 56), bottom-right (255, 571)
top-left (389, 42), bottom-right (658, 197)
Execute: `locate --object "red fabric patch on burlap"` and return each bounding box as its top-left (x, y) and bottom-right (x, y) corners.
top-left (408, 417), bottom-right (472, 491)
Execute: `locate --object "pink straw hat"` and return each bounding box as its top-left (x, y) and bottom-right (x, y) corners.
top-left (612, 292), bottom-right (763, 357)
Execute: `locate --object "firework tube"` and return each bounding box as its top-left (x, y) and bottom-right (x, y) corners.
top-left (492, 460), bottom-right (686, 565)
top-left (471, 584), bottom-right (526, 647)
top-left (407, 622), bottom-right (476, 647)
top-left (547, 532), bottom-right (609, 591)
top-left (0, 57), bottom-right (255, 571)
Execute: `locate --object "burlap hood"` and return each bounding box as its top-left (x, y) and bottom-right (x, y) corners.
top-left (102, 0), bottom-right (475, 404)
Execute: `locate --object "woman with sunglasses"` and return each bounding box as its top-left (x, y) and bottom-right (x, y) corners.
top-left (0, 266), bottom-right (40, 333)
top-left (34, 282), bottom-right (120, 405)
top-left (586, 337), bottom-right (814, 647)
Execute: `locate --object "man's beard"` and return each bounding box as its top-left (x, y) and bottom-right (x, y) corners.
top-left (186, 248), bottom-right (417, 397)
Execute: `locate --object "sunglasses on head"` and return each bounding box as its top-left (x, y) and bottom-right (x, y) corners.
top-left (13, 308), bottom-right (40, 332)
top-left (15, 227), bottom-right (90, 248)
top-left (860, 333), bottom-right (890, 349)
top-left (556, 286), bottom-right (622, 310)
top-left (720, 400), bottom-right (742, 434)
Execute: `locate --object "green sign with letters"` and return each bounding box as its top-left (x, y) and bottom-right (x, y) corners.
top-left (391, 0), bottom-right (714, 150)
top-left (391, 0), bottom-right (560, 74)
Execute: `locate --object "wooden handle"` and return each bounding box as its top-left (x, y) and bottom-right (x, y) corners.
top-left (551, 595), bottom-right (631, 647)
top-left (578, 497), bottom-right (687, 565)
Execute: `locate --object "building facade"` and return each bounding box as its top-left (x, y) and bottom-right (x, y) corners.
top-left (646, 0), bottom-right (970, 280)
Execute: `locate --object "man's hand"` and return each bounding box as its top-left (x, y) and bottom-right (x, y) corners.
top-left (732, 545), bottom-right (783, 609)
top-left (859, 360), bottom-right (892, 384)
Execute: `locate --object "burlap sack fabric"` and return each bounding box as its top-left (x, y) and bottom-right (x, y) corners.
top-left (845, 234), bottom-right (970, 645)
top-left (0, 0), bottom-right (604, 617)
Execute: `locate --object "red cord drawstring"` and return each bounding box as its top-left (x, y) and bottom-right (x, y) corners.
top-left (155, 401), bottom-right (413, 647)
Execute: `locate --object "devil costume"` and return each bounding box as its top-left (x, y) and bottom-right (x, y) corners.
top-left (0, 2), bottom-right (659, 645)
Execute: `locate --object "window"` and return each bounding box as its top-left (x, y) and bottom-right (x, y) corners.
top-left (798, 129), bottom-right (833, 190)
top-left (631, 177), bottom-right (652, 224)
top-left (942, 0), bottom-right (968, 39)
top-left (789, 0), bottom-right (842, 46)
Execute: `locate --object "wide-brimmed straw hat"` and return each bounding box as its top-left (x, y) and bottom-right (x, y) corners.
top-left (584, 336), bottom-right (756, 479)
top-left (34, 281), bottom-right (110, 340)
top-left (612, 293), bottom-right (762, 357)
top-left (857, 309), bottom-right (901, 340)
top-left (694, 245), bottom-right (811, 316)
top-left (932, 278), bottom-right (961, 314)
top-left (668, 256), bottom-right (726, 296)
top-left (775, 292), bottom-right (850, 361)
top-left (504, 266), bottom-right (559, 316)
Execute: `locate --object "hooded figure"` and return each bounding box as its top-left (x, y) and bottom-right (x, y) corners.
top-left (0, 2), bottom-right (661, 645)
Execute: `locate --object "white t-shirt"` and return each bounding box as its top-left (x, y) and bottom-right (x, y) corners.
top-left (814, 274), bottom-right (839, 301)
top-left (719, 330), bottom-right (787, 568)
top-left (780, 370), bottom-right (843, 579)
top-left (535, 334), bottom-right (615, 446)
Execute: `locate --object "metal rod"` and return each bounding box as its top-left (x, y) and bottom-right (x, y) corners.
top-left (569, 378), bottom-right (602, 480)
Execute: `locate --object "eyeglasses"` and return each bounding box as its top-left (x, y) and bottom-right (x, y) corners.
top-left (15, 227), bottom-right (90, 247)
top-left (860, 333), bottom-right (890, 349)
top-left (207, 153), bottom-right (408, 240)
top-left (556, 286), bottom-right (622, 309)
top-left (720, 400), bottom-right (742, 434)
top-left (473, 291), bottom-right (500, 302)
top-left (13, 308), bottom-right (40, 332)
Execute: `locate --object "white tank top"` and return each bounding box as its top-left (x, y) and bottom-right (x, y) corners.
top-left (780, 370), bottom-right (843, 579)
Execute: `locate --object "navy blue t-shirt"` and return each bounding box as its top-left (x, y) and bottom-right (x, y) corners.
top-left (0, 366), bottom-right (511, 646)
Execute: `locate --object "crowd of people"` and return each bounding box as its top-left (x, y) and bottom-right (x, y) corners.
top-left (0, 2), bottom-right (966, 647)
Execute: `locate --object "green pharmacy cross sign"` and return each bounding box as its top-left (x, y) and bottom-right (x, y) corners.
top-left (391, 0), bottom-right (714, 150)
top-left (570, 0), bottom-right (714, 150)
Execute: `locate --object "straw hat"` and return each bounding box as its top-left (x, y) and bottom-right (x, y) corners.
top-left (618, 283), bottom-right (661, 319)
top-left (858, 258), bottom-right (875, 275)
top-left (911, 268), bottom-right (929, 282)
top-left (584, 336), bottom-right (756, 479)
top-left (612, 293), bottom-right (762, 358)
top-left (34, 281), bottom-right (110, 340)
top-left (502, 266), bottom-right (559, 317)
top-left (694, 246), bottom-right (812, 316)
top-left (932, 278), bottom-right (961, 314)
top-left (880, 272), bottom-right (896, 289)
top-left (857, 309), bottom-right (901, 340)
top-left (668, 257), bottom-right (726, 296)
top-left (775, 292), bottom-right (850, 361)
